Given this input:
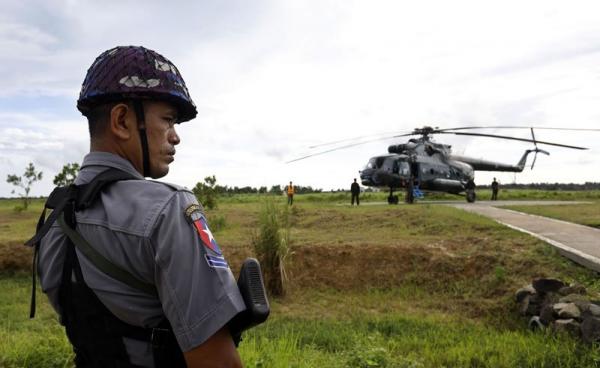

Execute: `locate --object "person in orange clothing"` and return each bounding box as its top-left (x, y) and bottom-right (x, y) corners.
top-left (285, 181), bottom-right (295, 205)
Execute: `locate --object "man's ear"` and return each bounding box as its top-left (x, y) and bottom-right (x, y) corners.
top-left (109, 103), bottom-right (135, 140)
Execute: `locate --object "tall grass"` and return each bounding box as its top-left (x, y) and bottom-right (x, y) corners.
top-left (251, 199), bottom-right (291, 296)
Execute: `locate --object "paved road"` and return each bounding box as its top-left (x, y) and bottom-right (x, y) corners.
top-left (450, 201), bottom-right (600, 273)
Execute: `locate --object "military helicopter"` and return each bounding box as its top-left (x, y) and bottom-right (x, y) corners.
top-left (288, 126), bottom-right (596, 204)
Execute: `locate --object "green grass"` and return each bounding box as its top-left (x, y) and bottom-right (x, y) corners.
top-left (216, 189), bottom-right (600, 205)
top-left (3, 274), bottom-right (600, 368)
top-left (502, 203), bottom-right (600, 229)
top-left (3, 193), bottom-right (600, 367)
top-left (0, 273), bottom-right (73, 368)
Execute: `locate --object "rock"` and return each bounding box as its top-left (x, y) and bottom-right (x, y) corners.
top-left (542, 291), bottom-right (560, 306)
top-left (553, 302), bottom-right (568, 311)
top-left (554, 303), bottom-right (581, 319)
top-left (529, 316), bottom-right (545, 331)
top-left (516, 284), bottom-right (536, 302)
top-left (559, 284), bottom-right (587, 296)
top-left (589, 304), bottom-right (600, 317)
top-left (519, 294), bottom-right (531, 316)
top-left (553, 319), bottom-right (581, 337)
top-left (574, 299), bottom-right (591, 314)
top-left (581, 317), bottom-right (600, 344)
top-left (559, 293), bottom-right (589, 304)
top-left (533, 278), bottom-right (566, 294)
top-left (526, 298), bottom-right (542, 316)
top-left (570, 283), bottom-right (587, 294)
top-left (539, 304), bottom-right (557, 325)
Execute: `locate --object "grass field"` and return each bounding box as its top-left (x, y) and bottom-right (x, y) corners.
top-left (2, 192), bottom-right (600, 367)
top-left (502, 203), bottom-right (600, 229)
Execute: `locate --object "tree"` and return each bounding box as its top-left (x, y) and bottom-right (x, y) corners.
top-left (269, 185), bottom-right (282, 195)
top-left (53, 162), bottom-right (80, 186)
top-left (192, 175), bottom-right (219, 209)
top-left (6, 162), bottom-right (43, 210)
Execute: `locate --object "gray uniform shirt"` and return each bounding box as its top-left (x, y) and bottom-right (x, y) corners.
top-left (38, 152), bottom-right (245, 367)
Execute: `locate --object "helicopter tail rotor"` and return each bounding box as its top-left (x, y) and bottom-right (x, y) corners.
top-left (529, 128), bottom-right (550, 169)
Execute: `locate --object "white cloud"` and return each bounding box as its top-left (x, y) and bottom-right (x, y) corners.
top-left (1, 0), bottom-right (600, 197)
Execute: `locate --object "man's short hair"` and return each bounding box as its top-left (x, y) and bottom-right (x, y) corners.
top-left (86, 101), bottom-right (136, 139)
top-left (86, 103), bottom-right (115, 139)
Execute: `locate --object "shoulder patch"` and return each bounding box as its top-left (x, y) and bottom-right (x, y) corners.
top-left (184, 203), bottom-right (204, 222)
top-left (184, 204), bottom-right (223, 258)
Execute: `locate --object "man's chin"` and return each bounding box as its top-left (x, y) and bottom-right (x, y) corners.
top-left (150, 166), bottom-right (170, 179)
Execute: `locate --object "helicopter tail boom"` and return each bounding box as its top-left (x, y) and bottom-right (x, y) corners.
top-left (449, 148), bottom-right (549, 173)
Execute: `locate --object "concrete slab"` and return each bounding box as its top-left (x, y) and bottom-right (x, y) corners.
top-left (449, 201), bottom-right (600, 273)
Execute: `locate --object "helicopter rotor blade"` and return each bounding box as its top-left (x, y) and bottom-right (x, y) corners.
top-left (435, 131), bottom-right (589, 150)
top-left (436, 126), bottom-right (600, 132)
top-left (308, 130), bottom-right (407, 149)
top-left (286, 135), bottom-right (402, 163)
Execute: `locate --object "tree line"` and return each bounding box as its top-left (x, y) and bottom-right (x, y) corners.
top-left (5, 163), bottom-right (323, 211)
top-left (479, 182), bottom-right (600, 190)
top-left (7, 162), bottom-right (599, 211)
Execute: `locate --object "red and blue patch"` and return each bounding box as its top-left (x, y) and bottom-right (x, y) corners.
top-left (193, 215), bottom-right (223, 256)
top-left (185, 204), bottom-right (228, 269)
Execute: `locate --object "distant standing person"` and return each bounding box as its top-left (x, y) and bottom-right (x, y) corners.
top-left (351, 178), bottom-right (360, 205)
top-left (491, 177), bottom-right (499, 200)
top-left (286, 181), bottom-right (295, 205)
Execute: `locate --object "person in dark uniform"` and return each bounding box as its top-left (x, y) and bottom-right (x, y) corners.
top-left (33, 46), bottom-right (245, 367)
top-left (350, 178), bottom-right (360, 205)
top-left (491, 177), bottom-right (499, 200)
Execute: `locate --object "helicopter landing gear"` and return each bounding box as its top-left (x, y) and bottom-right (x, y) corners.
top-left (387, 187), bottom-right (399, 204)
top-left (465, 179), bottom-right (476, 203)
top-left (466, 189), bottom-right (476, 203)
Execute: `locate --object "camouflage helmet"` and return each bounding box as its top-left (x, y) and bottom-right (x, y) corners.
top-left (77, 46), bottom-right (197, 122)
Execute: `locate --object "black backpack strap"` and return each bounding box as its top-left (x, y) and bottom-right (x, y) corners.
top-left (75, 168), bottom-right (140, 210)
top-left (25, 168), bottom-right (139, 318)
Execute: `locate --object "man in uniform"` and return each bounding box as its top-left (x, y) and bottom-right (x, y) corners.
top-left (491, 177), bottom-right (499, 200)
top-left (350, 178), bottom-right (360, 205)
top-left (286, 181), bottom-right (294, 205)
top-left (35, 46), bottom-right (245, 367)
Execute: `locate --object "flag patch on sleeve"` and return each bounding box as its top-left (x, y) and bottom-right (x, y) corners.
top-left (184, 204), bottom-right (223, 256)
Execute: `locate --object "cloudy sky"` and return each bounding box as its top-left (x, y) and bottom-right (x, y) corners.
top-left (1, 0), bottom-right (600, 197)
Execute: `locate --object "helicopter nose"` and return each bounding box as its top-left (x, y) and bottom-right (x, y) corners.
top-left (360, 169), bottom-right (375, 185)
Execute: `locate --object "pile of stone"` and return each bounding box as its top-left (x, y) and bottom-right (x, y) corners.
top-left (516, 278), bottom-right (600, 343)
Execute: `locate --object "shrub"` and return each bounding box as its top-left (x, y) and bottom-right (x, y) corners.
top-left (208, 214), bottom-right (227, 233)
top-left (251, 199), bottom-right (291, 297)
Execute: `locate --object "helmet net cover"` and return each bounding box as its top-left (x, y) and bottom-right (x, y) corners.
top-left (77, 46), bottom-right (197, 123)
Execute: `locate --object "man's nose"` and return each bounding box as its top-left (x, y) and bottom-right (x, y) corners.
top-left (170, 127), bottom-right (181, 145)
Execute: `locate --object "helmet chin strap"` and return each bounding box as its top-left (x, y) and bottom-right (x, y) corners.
top-left (133, 100), bottom-right (151, 177)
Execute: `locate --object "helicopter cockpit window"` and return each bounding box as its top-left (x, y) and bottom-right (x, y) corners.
top-left (366, 157), bottom-right (379, 169)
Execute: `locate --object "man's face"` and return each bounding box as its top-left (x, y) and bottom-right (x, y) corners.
top-left (144, 101), bottom-right (180, 178)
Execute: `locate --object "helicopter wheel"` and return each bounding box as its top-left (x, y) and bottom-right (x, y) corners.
top-left (466, 189), bottom-right (476, 203)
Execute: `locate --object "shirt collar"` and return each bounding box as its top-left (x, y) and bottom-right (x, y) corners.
top-left (80, 152), bottom-right (145, 179)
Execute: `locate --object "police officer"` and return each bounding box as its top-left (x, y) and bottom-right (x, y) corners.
top-left (35, 46), bottom-right (245, 367)
top-left (491, 177), bottom-right (499, 201)
top-left (350, 178), bottom-right (360, 205)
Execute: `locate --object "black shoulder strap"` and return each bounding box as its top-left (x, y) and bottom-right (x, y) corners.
top-left (25, 167), bottom-right (139, 318)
